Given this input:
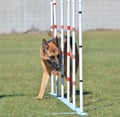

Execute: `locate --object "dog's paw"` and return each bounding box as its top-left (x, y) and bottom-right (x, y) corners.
top-left (36, 95), bottom-right (43, 100)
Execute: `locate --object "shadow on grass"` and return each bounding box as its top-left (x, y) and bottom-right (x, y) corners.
top-left (0, 91), bottom-right (92, 99)
top-left (64, 90), bottom-right (92, 98)
top-left (77, 90), bottom-right (92, 95)
top-left (0, 94), bottom-right (25, 99)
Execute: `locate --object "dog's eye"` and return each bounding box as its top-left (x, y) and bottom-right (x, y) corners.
top-left (50, 56), bottom-right (55, 60)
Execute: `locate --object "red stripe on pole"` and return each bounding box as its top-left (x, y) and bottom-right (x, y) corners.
top-left (72, 81), bottom-right (76, 85)
top-left (67, 52), bottom-right (70, 56)
top-left (54, 25), bottom-right (57, 29)
top-left (66, 77), bottom-right (70, 81)
top-left (56, 71), bottom-right (59, 76)
top-left (72, 54), bottom-right (76, 59)
top-left (51, 71), bottom-right (54, 75)
top-left (72, 27), bottom-right (76, 32)
top-left (61, 25), bottom-right (64, 29)
top-left (67, 26), bottom-right (71, 30)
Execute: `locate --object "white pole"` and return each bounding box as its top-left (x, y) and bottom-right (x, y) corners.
top-left (71, 0), bottom-right (76, 108)
top-left (56, 71), bottom-right (59, 96)
top-left (67, 0), bottom-right (71, 102)
top-left (51, 71), bottom-right (54, 94)
top-left (53, 0), bottom-right (57, 37)
top-left (50, 1), bottom-right (54, 94)
top-left (78, 0), bottom-right (83, 112)
top-left (61, 0), bottom-right (64, 99)
top-left (50, 1), bottom-right (53, 32)
top-left (53, 0), bottom-right (59, 97)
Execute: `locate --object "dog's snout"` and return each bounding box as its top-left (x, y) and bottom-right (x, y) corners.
top-left (54, 64), bottom-right (61, 71)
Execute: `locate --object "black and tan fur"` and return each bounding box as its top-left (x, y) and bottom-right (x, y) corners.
top-left (37, 32), bottom-right (79, 99)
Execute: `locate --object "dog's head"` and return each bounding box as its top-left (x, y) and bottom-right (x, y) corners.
top-left (41, 36), bottom-right (61, 71)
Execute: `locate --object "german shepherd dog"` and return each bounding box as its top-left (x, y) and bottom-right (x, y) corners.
top-left (37, 32), bottom-right (79, 100)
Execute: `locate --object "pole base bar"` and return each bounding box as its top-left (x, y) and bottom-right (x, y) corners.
top-left (47, 112), bottom-right (78, 115)
top-left (49, 93), bottom-right (88, 116)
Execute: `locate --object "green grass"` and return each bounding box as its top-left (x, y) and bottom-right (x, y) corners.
top-left (0, 31), bottom-right (120, 117)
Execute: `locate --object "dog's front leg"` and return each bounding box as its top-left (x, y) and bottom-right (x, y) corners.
top-left (37, 71), bottom-right (50, 100)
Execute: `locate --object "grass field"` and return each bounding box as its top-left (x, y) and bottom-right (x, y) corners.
top-left (0, 31), bottom-right (120, 117)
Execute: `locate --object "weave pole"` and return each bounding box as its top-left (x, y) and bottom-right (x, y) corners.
top-left (66, 0), bottom-right (71, 103)
top-left (50, 0), bottom-right (59, 96)
top-left (56, 71), bottom-right (59, 96)
top-left (50, 1), bottom-right (54, 94)
top-left (53, 0), bottom-right (59, 97)
top-left (53, 0), bottom-right (57, 37)
top-left (78, 0), bottom-right (83, 112)
top-left (60, 0), bottom-right (64, 99)
top-left (71, 0), bottom-right (76, 108)
top-left (50, 1), bottom-right (53, 32)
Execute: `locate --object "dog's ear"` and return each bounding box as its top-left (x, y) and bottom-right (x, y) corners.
top-left (42, 39), bottom-right (48, 49)
top-left (53, 36), bottom-right (59, 45)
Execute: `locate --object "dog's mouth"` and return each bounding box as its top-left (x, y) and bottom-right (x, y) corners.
top-left (52, 63), bottom-right (61, 71)
top-left (48, 60), bottom-right (61, 71)
top-left (54, 64), bottom-right (61, 71)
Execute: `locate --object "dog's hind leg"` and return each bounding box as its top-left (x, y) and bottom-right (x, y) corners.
top-left (37, 71), bottom-right (50, 100)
